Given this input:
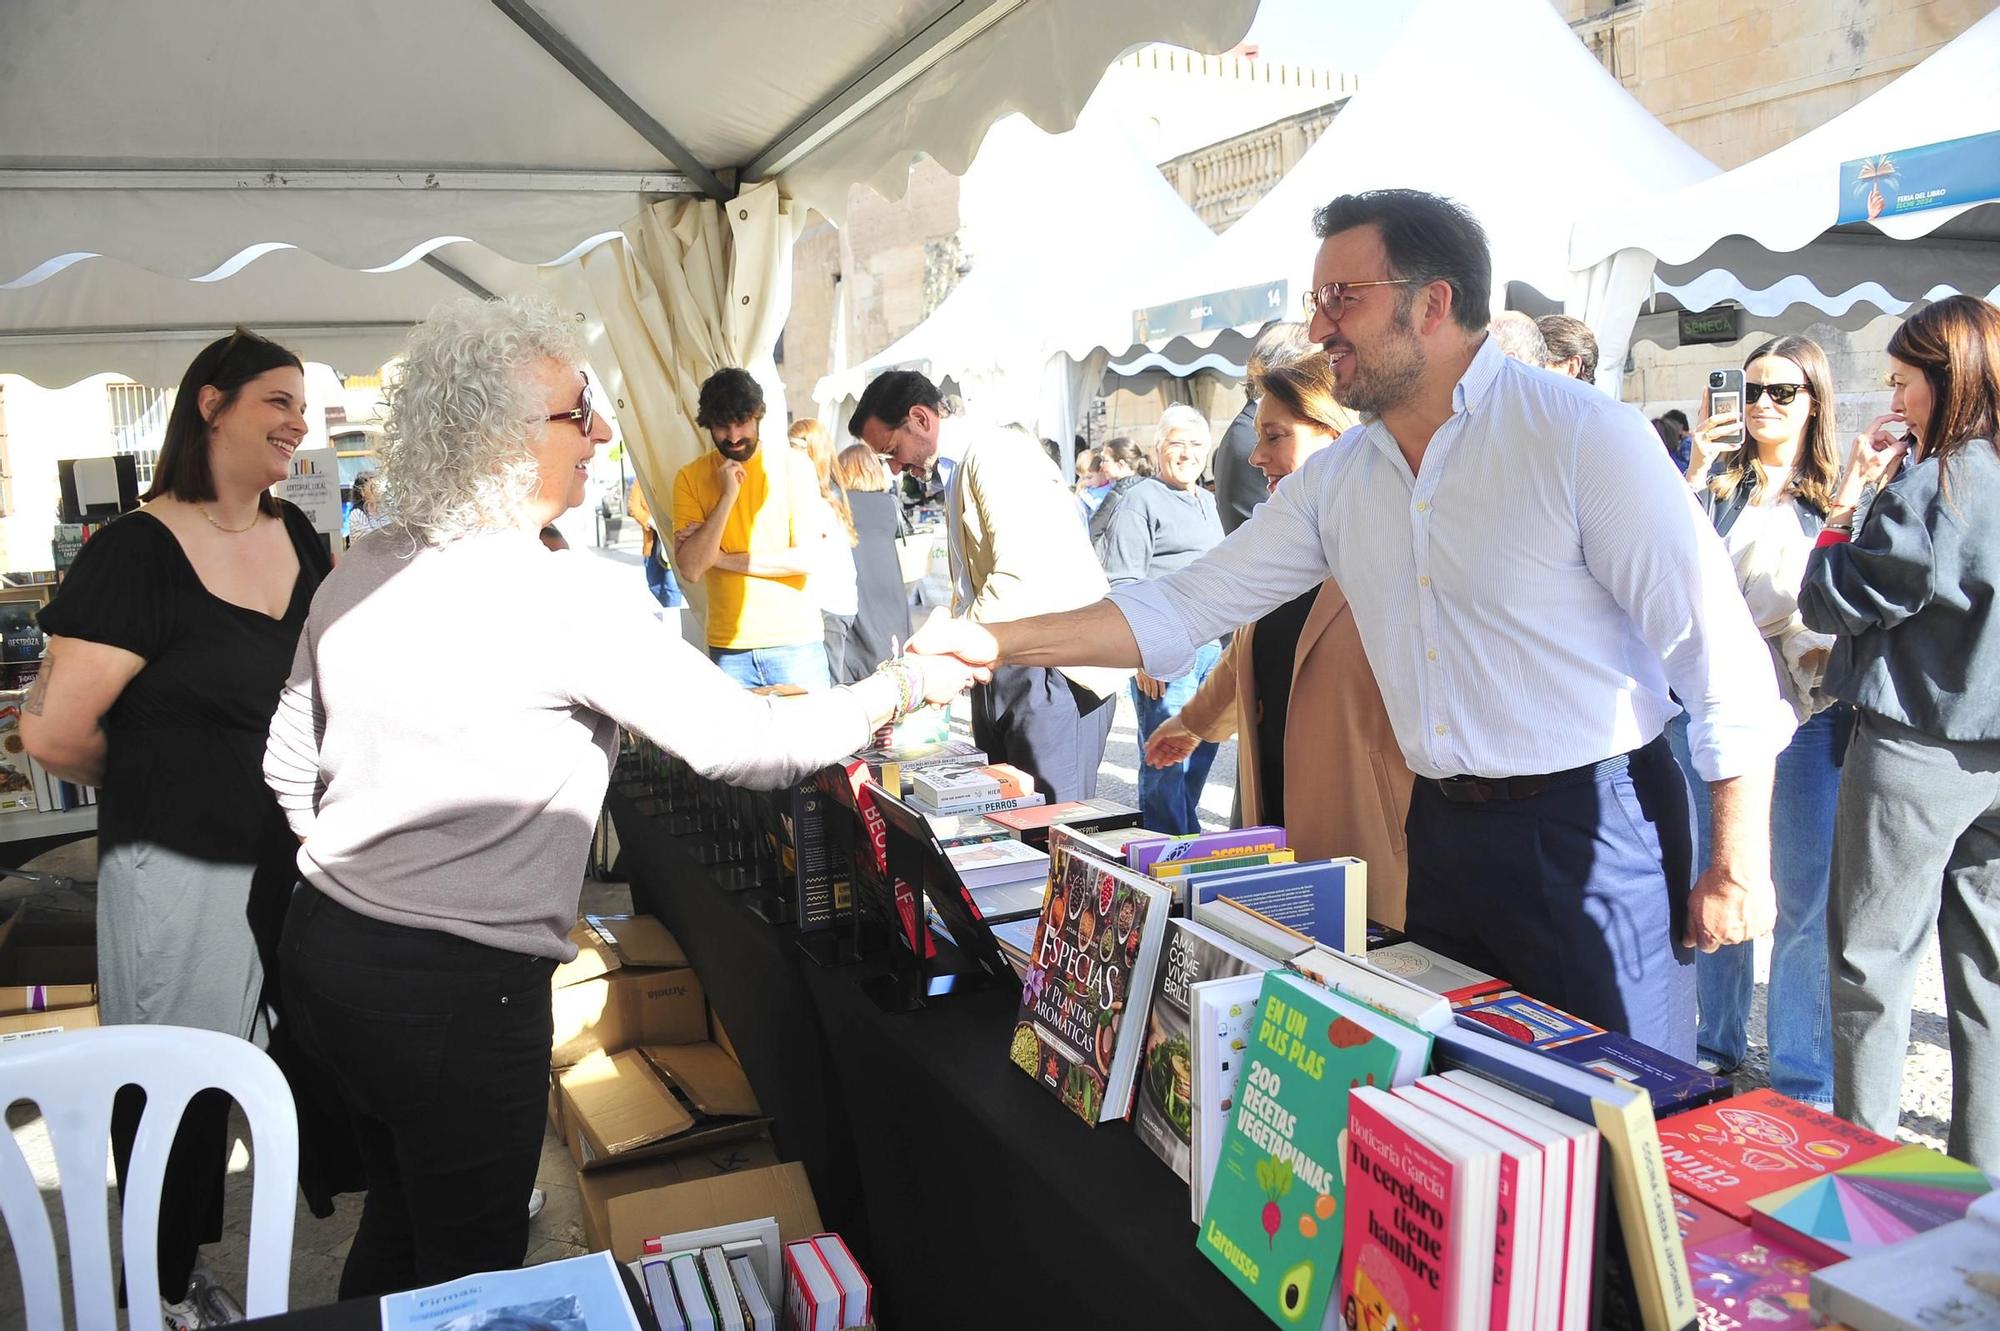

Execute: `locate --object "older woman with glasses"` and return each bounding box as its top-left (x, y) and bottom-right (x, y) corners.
top-left (1095, 404), bottom-right (1226, 833)
top-left (265, 296), bottom-right (979, 1296)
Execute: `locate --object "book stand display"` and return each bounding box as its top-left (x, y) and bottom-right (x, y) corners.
top-left (855, 783), bottom-right (1020, 1013)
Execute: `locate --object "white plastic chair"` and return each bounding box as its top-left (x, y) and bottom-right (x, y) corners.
top-left (0, 1025), bottom-right (298, 1330)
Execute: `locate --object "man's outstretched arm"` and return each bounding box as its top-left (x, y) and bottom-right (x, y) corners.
top-left (906, 600), bottom-right (1141, 671)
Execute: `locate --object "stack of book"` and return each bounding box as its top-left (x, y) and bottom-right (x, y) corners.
top-left (905, 761), bottom-right (1046, 821)
top-left (782, 1234), bottom-right (873, 1330)
top-left (941, 836), bottom-right (1048, 923)
top-left (1652, 1090), bottom-right (1996, 1331)
top-left (1125, 826), bottom-right (1371, 958)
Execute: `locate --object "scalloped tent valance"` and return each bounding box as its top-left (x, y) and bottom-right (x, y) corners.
top-left (0, 0), bottom-right (1256, 385)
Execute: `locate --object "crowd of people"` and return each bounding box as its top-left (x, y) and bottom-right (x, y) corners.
top-left (14, 183), bottom-right (1998, 1322)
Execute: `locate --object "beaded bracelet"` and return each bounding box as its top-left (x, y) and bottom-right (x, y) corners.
top-left (877, 658), bottom-right (920, 722)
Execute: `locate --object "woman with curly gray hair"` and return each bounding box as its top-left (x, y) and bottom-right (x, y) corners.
top-left (264, 295), bottom-right (979, 1296)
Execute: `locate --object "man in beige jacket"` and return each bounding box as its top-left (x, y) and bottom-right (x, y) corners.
top-left (850, 371), bottom-right (1126, 801)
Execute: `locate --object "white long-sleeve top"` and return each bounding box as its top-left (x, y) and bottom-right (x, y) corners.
top-left (264, 526), bottom-right (872, 959)
top-left (1107, 338), bottom-right (1794, 784)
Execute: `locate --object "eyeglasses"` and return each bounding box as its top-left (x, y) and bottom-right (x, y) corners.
top-left (1301, 279), bottom-right (1417, 318)
top-left (1745, 382), bottom-right (1808, 406)
top-left (868, 415), bottom-right (912, 457)
top-left (544, 380), bottom-right (599, 435)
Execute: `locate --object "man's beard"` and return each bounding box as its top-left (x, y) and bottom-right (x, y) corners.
top-left (1330, 312), bottom-right (1425, 417)
top-left (716, 438), bottom-right (758, 462)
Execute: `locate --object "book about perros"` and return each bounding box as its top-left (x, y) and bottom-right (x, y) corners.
top-left (1196, 971), bottom-right (1403, 1329)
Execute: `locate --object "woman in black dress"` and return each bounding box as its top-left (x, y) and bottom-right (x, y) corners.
top-left (24, 328), bottom-right (333, 1327)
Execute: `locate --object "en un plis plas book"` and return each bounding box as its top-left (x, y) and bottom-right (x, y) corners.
top-left (1196, 970), bottom-right (1430, 1328)
top-left (1432, 1021), bottom-right (1697, 1331)
top-left (1006, 827), bottom-right (1170, 1124)
top-left (1809, 1189), bottom-right (2000, 1331)
top-left (1341, 1086), bottom-right (1500, 1331)
top-left (1132, 917), bottom-right (1278, 1184)
top-left (380, 1250), bottom-right (640, 1331)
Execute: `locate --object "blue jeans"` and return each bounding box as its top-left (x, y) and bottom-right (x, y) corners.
top-left (709, 641), bottom-right (831, 691)
top-left (644, 549), bottom-right (685, 608)
top-left (1132, 640), bottom-right (1222, 835)
top-left (1668, 708), bottom-right (1840, 1106)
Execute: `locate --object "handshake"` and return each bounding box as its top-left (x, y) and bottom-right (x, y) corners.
top-left (891, 609), bottom-right (1001, 704)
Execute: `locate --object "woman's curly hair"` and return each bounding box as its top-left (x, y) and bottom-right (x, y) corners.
top-left (380, 295), bottom-right (583, 543)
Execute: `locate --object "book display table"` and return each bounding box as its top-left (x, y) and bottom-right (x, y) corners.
top-left (608, 790), bottom-right (1257, 1330)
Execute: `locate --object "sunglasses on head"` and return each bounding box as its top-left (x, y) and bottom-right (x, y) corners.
top-left (1745, 382), bottom-right (1808, 406)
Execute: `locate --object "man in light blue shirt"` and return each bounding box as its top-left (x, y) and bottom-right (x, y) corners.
top-left (911, 190), bottom-right (1792, 1057)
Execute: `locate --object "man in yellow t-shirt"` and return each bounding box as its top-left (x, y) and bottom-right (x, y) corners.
top-left (671, 368), bottom-right (833, 689)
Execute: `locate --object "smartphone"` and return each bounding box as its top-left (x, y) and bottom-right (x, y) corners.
top-left (1707, 368), bottom-right (1745, 449)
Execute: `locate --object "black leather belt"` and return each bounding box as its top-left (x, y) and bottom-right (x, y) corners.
top-left (1429, 750), bottom-right (1634, 805)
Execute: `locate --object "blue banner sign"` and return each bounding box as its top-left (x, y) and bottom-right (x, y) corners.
top-left (1133, 280), bottom-right (1288, 342)
top-left (1838, 129), bottom-right (2000, 225)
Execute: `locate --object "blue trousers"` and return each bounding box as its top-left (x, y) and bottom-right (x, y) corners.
top-left (1131, 640), bottom-right (1222, 835)
top-left (1669, 708), bottom-right (1840, 1106)
top-left (1405, 734), bottom-right (1698, 1059)
top-left (644, 549), bottom-right (685, 608)
top-left (709, 641), bottom-right (831, 691)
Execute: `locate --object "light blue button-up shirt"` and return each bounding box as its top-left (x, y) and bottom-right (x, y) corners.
top-left (1108, 338), bottom-right (1793, 783)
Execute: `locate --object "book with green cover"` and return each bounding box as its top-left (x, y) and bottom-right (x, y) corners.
top-left (1196, 970), bottom-right (1431, 1328)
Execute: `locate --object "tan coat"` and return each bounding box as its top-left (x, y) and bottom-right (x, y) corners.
top-left (1177, 580), bottom-right (1413, 928)
top-left (945, 420), bottom-right (1129, 699)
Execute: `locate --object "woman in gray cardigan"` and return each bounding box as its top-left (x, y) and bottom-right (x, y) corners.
top-left (1799, 294), bottom-right (2000, 1173)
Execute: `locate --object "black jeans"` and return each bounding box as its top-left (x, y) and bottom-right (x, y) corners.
top-left (278, 885), bottom-right (555, 1298)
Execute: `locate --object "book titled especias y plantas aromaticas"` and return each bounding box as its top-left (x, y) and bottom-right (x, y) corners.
top-left (1006, 828), bottom-right (1170, 1125)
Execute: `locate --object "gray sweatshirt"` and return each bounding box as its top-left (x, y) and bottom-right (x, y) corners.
top-left (265, 527), bottom-right (872, 959)
top-left (1800, 439), bottom-right (2000, 741)
top-left (1094, 477), bottom-right (1223, 586)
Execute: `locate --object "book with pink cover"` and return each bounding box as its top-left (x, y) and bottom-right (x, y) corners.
top-left (1342, 1087), bottom-right (1497, 1331)
top-left (1684, 1227), bottom-right (1817, 1330)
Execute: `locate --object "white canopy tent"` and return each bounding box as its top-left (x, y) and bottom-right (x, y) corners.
top-left (1108, 0), bottom-right (1718, 394)
top-left (810, 103), bottom-right (1217, 446)
top-left (1569, 10), bottom-right (2000, 361)
top-left (0, 0), bottom-right (1256, 388)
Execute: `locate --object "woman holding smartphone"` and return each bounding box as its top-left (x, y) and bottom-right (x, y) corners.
top-left (1671, 336), bottom-right (1844, 1107)
top-left (1799, 294), bottom-right (2000, 1172)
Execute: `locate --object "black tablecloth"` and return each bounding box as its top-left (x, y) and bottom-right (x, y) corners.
top-left (610, 792), bottom-right (1260, 1331)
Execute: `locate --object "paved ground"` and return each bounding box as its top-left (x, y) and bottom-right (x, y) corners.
top-left (0, 556), bottom-right (1957, 1320)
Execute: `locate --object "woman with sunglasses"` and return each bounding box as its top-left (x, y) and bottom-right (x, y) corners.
top-left (1800, 294), bottom-right (2000, 1172)
top-left (264, 296), bottom-right (981, 1294)
top-left (24, 328), bottom-right (333, 1327)
top-left (1671, 335), bottom-right (1844, 1107)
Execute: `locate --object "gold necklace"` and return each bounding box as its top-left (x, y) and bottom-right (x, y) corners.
top-left (196, 503), bottom-right (260, 534)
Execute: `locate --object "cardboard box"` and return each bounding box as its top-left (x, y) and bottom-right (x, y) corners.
top-left (576, 1133), bottom-right (783, 1255)
top-left (596, 1160), bottom-right (823, 1263)
top-left (558, 1043), bottom-right (767, 1172)
top-left (552, 914), bottom-right (688, 989)
top-left (0, 907), bottom-right (99, 1042)
top-left (551, 916), bottom-right (704, 1067)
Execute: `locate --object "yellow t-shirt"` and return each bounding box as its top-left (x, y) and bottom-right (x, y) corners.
top-left (671, 446), bottom-right (825, 649)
